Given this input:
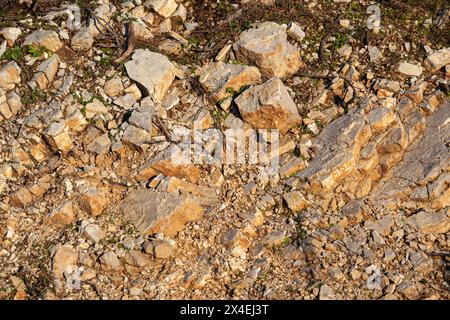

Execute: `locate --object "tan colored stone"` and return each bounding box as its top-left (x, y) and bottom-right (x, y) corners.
top-left (23, 29), bottom-right (62, 52)
top-left (283, 191), bottom-right (308, 212)
top-left (424, 47), bottom-right (450, 72)
top-left (52, 244), bottom-right (77, 279)
top-left (44, 122), bottom-right (73, 154)
top-left (47, 201), bottom-right (76, 226)
top-left (79, 187), bottom-right (107, 216)
top-left (0, 61), bottom-right (21, 91)
top-left (407, 210), bottom-right (449, 234)
top-left (104, 78), bottom-right (124, 97)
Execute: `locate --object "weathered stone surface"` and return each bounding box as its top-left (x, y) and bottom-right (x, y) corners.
top-left (234, 22), bottom-right (302, 78)
top-left (144, 0), bottom-right (178, 18)
top-left (81, 220), bottom-right (105, 243)
top-left (86, 134), bottom-right (111, 155)
top-left (0, 61), bottom-right (21, 91)
top-left (137, 144), bottom-right (201, 183)
top-left (79, 187), bottom-right (107, 216)
top-left (47, 201), bottom-right (76, 226)
top-left (10, 188), bottom-right (33, 208)
top-left (283, 191), bottom-right (308, 212)
top-left (407, 210), bottom-right (450, 234)
top-left (152, 239), bottom-right (175, 259)
top-left (71, 29), bottom-right (94, 51)
top-left (156, 176), bottom-right (219, 205)
top-left (125, 49), bottom-right (176, 102)
top-left (424, 47), bottom-right (450, 72)
top-left (0, 27), bottom-right (22, 47)
top-left (395, 61), bottom-right (423, 77)
top-left (199, 61), bottom-right (261, 102)
top-left (121, 124), bottom-right (152, 151)
top-left (52, 244), bottom-right (77, 279)
top-left (33, 54), bottom-right (60, 89)
top-left (120, 189), bottom-right (203, 237)
top-left (99, 251), bottom-right (121, 271)
top-left (85, 99), bottom-right (108, 118)
top-left (104, 78), bottom-right (124, 97)
top-left (23, 29), bottom-right (63, 52)
top-left (44, 122), bottom-right (73, 154)
top-left (235, 77), bottom-right (302, 134)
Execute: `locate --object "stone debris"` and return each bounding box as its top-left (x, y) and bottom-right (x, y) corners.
top-left (424, 47), bottom-right (450, 72)
top-left (23, 29), bottom-right (63, 52)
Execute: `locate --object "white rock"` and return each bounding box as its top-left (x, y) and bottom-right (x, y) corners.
top-left (396, 62), bottom-right (423, 77)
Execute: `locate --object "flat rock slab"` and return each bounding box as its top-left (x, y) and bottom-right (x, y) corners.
top-left (125, 49), bottom-right (176, 102)
top-left (121, 189), bottom-right (203, 237)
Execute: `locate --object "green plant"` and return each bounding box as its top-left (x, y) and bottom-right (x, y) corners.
top-left (26, 45), bottom-right (51, 58)
top-left (3, 45), bottom-right (24, 61)
top-left (188, 36), bottom-right (200, 48)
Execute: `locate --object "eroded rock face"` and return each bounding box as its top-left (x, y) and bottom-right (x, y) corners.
top-left (0, 62), bottom-right (21, 91)
top-left (199, 61), bottom-right (261, 102)
top-left (298, 88), bottom-right (449, 211)
top-left (234, 22), bottom-right (303, 78)
top-left (125, 49), bottom-right (177, 102)
top-left (235, 77), bottom-right (302, 134)
top-left (120, 189), bottom-right (203, 237)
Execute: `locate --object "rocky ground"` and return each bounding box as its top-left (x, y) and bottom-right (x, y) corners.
top-left (0, 0), bottom-right (449, 300)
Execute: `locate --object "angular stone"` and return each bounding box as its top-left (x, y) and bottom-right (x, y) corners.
top-left (144, 0), bottom-right (178, 18)
top-left (23, 29), bottom-right (62, 52)
top-left (199, 61), bottom-right (261, 102)
top-left (407, 210), bottom-right (449, 234)
top-left (156, 176), bottom-right (218, 205)
top-left (424, 47), bottom-right (450, 72)
top-left (125, 49), bottom-right (176, 102)
top-left (283, 191), bottom-right (308, 212)
top-left (10, 188), bottom-right (33, 208)
top-left (44, 122), bottom-right (73, 154)
top-left (137, 144), bottom-right (201, 183)
top-left (99, 251), bottom-right (121, 271)
top-left (33, 54), bottom-right (60, 89)
top-left (52, 244), bottom-right (77, 279)
top-left (234, 22), bottom-right (302, 78)
top-left (235, 77), bottom-right (301, 134)
top-left (104, 78), bottom-right (124, 97)
top-left (79, 187), bottom-right (107, 216)
top-left (153, 239), bottom-right (174, 259)
top-left (121, 124), bottom-right (152, 151)
top-left (47, 201), bottom-right (76, 226)
top-left (85, 99), bottom-right (108, 118)
top-left (126, 250), bottom-right (150, 267)
top-left (0, 61), bottom-right (21, 91)
top-left (395, 61), bottom-right (423, 77)
top-left (0, 27), bottom-right (22, 47)
top-left (81, 220), bottom-right (105, 243)
top-left (86, 134), bottom-right (111, 155)
top-left (287, 22), bottom-right (305, 43)
top-left (366, 106), bottom-right (396, 133)
top-left (71, 29), bottom-right (94, 51)
top-left (120, 189), bottom-right (203, 237)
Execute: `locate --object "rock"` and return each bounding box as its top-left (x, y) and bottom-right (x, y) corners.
top-left (120, 189), bottom-right (204, 237)
top-left (52, 244), bottom-right (78, 279)
top-left (126, 250), bottom-right (150, 267)
top-left (33, 54), bottom-right (60, 89)
top-left (235, 77), bottom-right (302, 134)
top-left (125, 49), bottom-right (177, 102)
top-left (144, 0), bottom-right (178, 18)
top-left (287, 22), bottom-right (305, 43)
top-left (283, 191), bottom-right (308, 212)
top-left (81, 220), bottom-right (104, 243)
top-left (44, 122), bottom-right (73, 154)
top-left (152, 239), bottom-right (174, 259)
top-left (137, 144), bottom-right (201, 183)
top-left (397, 280), bottom-right (419, 300)
top-left (71, 30), bottom-right (94, 51)
top-left (104, 78), bottom-right (124, 97)
top-left (234, 21), bottom-right (303, 78)
top-left (199, 61), bottom-right (261, 102)
top-left (121, 124), bottom-right (152, 151)
top-left (79, 187), bottom-right (107, 216)
top-left (10, 188), bottom-right (33, 208)
top-left (99, 251), bottom-right (121, 271)
top-left (0, 61), bottom-right (21, 91)
top-left (156, 176), bottom-right (219, 205)
top-left (85, 99), bottom-right (108, 118)
top-left (319, 284), bottom-right (335, 300)
top-left (395, 61), bottom-right (423, 77)
top-left (86, 134), bottom-right (111, 155)
top-left (114, 93), bottom-right (136, 109)
top-left (0, 27), bottom-right (22, 47)
top-left (368, 46), bottom-right (382, 62)
top-left (47, 201), bottom-right (76, 226)
top-left (407, 210), bottom-right (450, 234)
top-left (424, 47), bottom-right (450, 72)
top-left (23, 29), bottom-right (63, 52)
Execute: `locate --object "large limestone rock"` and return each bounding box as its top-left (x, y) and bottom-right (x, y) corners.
top-left (32, 54), bottom-right (60, 89)
top-left (120, 189), bottom-right (204, 237)
top-left (0, 62), bottom-right (21, 91)
top-left (125, 49), bottom-right (177, 102)
top-left (52, 244), bottom-right (78, 279)
top-left (0, 27), bottom-right (22, 47)
top-left (233, 22), bottom-right (303, 78)
top-left (235, 77), bottom-right (302, 134)
top-left (199, 61), bottom-right (261, 102)
top-left (424, 47), bottom-right (450, 72)
top-left (407, 210), bottom-right (450, 234)
top-left (23, 29), bottom-right (63, 52)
